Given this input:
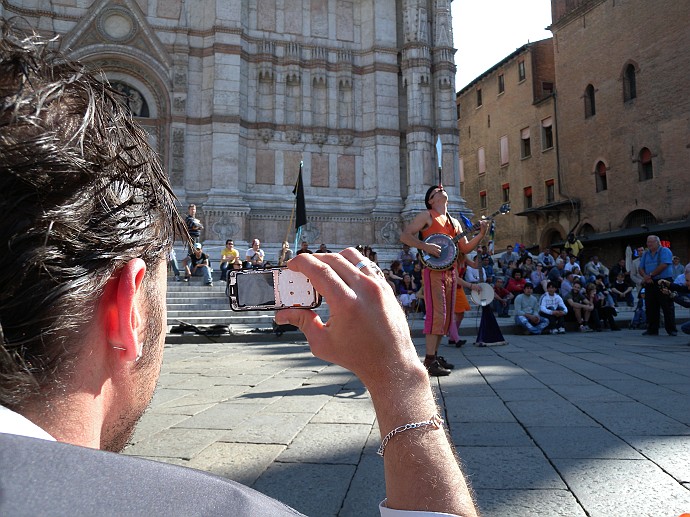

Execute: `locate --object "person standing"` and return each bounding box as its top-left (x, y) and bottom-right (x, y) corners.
top-left (638, 235), bottom-right (677, 336)
top-left (185, 204), bottom-right (204, 243)
top-left (401, 186), bottom-right (488, 376)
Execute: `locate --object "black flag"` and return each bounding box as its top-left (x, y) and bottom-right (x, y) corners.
top-left (293, 161), bottom-right (307, 229)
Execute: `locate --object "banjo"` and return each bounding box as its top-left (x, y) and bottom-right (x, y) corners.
top-left (420, 203), bottom-right (510, 271)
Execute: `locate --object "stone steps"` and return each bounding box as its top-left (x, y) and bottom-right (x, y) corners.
top-left (165, 275), bottom-right (330, 329)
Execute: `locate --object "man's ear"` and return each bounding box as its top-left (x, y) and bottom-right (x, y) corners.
top-left (105, 258), bottom-right (147, 362)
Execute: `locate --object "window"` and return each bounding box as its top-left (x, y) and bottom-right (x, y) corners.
top-left (524, 186), bottom-right (533, 209)
top-left (541, 117), bottom-right (554, 150)
top-left (502, 183), bottom-right (510, 202)
top-left (479, 190), bottom-right (487, 209)
top-left (623, 64), bottom-right (637, 102)
top-left (520, 127), bottom-right (531, 158)
top-left (584, 84), bottom-right (596, 118)
top-left (478, 147), bottom-right (486, 174)
top-left (639, 147), bottom-right (653, 181)
top-left (499, 135), bottom-right (509, 166)
top-left (545, 179), bottom-right (555, 203)
top-left (518, 60), bottom-right (526, 82)
top-left (459, 157), bottom-right (464, 183)
top-left (542, 82), bottom-right (554, 96)
top-left (595, 161), bottom-right (608, 192)
top-left (476, 88), bottom-right (483, 107)
top-left (498, 74), bottom-right (505, 94)
top-left (456, 103), bottom-right (461, 119)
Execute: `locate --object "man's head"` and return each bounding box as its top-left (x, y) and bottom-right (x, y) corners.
top-left (188, 204), bottom-right (196, 216)
top-left (507, 245), bottom-right (513, 252)
top-left (424, 185), bottom-right (446, 209)
top-left (402, 243), bottom-right (410, 252)
top-left (646, 235), bottom-right (660, 251)
top-left (301, 241), bottom-right (309, 250)
top-left (572, 281), bottom-right (582, 291)
top-left (523, 282), bottom-right (533, 295)
top-left (495, 278), bottom-right (504, 287)
top-left (226, 239), bottom-right (234, 249)
top-left (546, 281), bottom-right (557, 294)
top-left (591, 255), bottom-right (599, 264)
top-left (252, 238), bottom-right (261, 248)
top-left (194, 243), bottom-right (203, 256)
top-left (0, 23), bottom-right (184, 445)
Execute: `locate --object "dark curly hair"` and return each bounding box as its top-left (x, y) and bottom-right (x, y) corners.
top-left (0, 21), bottom-right (186, 409)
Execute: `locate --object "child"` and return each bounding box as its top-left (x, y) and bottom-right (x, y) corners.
top-left (630, 288), bottom-right (647, 329)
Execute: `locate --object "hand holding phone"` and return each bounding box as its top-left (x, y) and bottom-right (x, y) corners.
top-left (227, 267), bottom-right (321, 311)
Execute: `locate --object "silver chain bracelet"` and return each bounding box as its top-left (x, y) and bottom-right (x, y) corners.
top-left (377, 414), bottom-right (444, 457)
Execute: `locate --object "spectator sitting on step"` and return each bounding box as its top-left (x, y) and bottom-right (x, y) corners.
top-left (185, 243), bottom-right (213, 286)
top-left (219, 239), bottom-right (241, 281)
top-left (586, 282), bottom-right (620, 331)
top-left (398, 243), bottom-right (416, 273)
top-left (245, 238), bottom-right (265, 268)
top-left (397, 273), bottom-right (418, 317)
top-left (584, 255), bottom-right (609, 285)
top-left (539, 281), bottom-right (568, 334)
top-left (563, 254), bottom-right (580, 273)
top-left (492, 277), bottom-right (513, 318)
top-left (563, 280), bottom-right (594, 331)
top-left (529, 263), bottom-right (548, 294)
top-left (481, 256), bottom-right (495, 285)
top-left (594, 274), bottom-right (616, 308)
top-left (278, 241), bottom-right (293, 266)
top-left (505, 268), bottom-right (527, 298)
top-left (296, 241), bottom-right (313, 255)
top-left (670, 256), bottom-right (685, 280)
top-left (610, 272), bottom-right (634, 307)
top-left (514, 283), bottom-right (549, 335)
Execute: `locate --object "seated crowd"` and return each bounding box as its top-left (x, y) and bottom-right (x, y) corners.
top-left (170, 233), bottom-right (689, 337)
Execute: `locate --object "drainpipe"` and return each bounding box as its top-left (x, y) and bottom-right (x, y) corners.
top-left (552, 91), bottom-right (581, 234)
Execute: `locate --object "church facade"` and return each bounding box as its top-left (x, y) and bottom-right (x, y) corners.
top-left (1, 0), bottom-right (465, 253)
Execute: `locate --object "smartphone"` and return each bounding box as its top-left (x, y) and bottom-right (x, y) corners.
top-left (227, 267), bottom-right (321, 311)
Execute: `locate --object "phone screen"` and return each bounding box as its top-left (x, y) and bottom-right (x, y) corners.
top-left (227, 267), bottom-right (321, 311)
top-left (236, 271), bottom-right (276, 307)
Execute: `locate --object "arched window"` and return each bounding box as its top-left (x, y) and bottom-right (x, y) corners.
top-left (595, 161), bottom-right (607, 192)
top-left (579, 223), bottom-right (595, 236)
top-left (623, 64), bottom-right (637, 102)
top-left (624, 209), bottom-right (656, 229)
top-left (584, 84), bottom-right (596, 118)
top-left (638, 147), bottom-right (653, 181)
top-left (111, 81), bottom-right (149, 117)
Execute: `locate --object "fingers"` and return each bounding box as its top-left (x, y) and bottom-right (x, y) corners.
top-left (285, 252), bottom-right (357, 302)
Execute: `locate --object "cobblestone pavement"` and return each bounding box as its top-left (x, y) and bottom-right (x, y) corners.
top-left (124, 329), bottom-right (690, 516)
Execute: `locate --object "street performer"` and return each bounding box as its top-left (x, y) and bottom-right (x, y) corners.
top-left (401, 186), bottom-right (489, 376)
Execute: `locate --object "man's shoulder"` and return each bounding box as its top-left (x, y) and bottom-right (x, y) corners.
top-left (0, 433), bottom-right (302, 516)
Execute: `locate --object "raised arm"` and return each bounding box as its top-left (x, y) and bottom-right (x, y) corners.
top-left (275, 250), bottom-right (478, 516)
top-left (457, 220), bottom-right (489, 255)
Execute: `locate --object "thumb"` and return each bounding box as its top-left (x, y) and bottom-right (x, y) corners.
top-left (275, 308), bottom-right (325, 341)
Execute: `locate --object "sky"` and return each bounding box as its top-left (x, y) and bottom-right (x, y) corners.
top-left (451, 0), bottom-right (554, 90)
